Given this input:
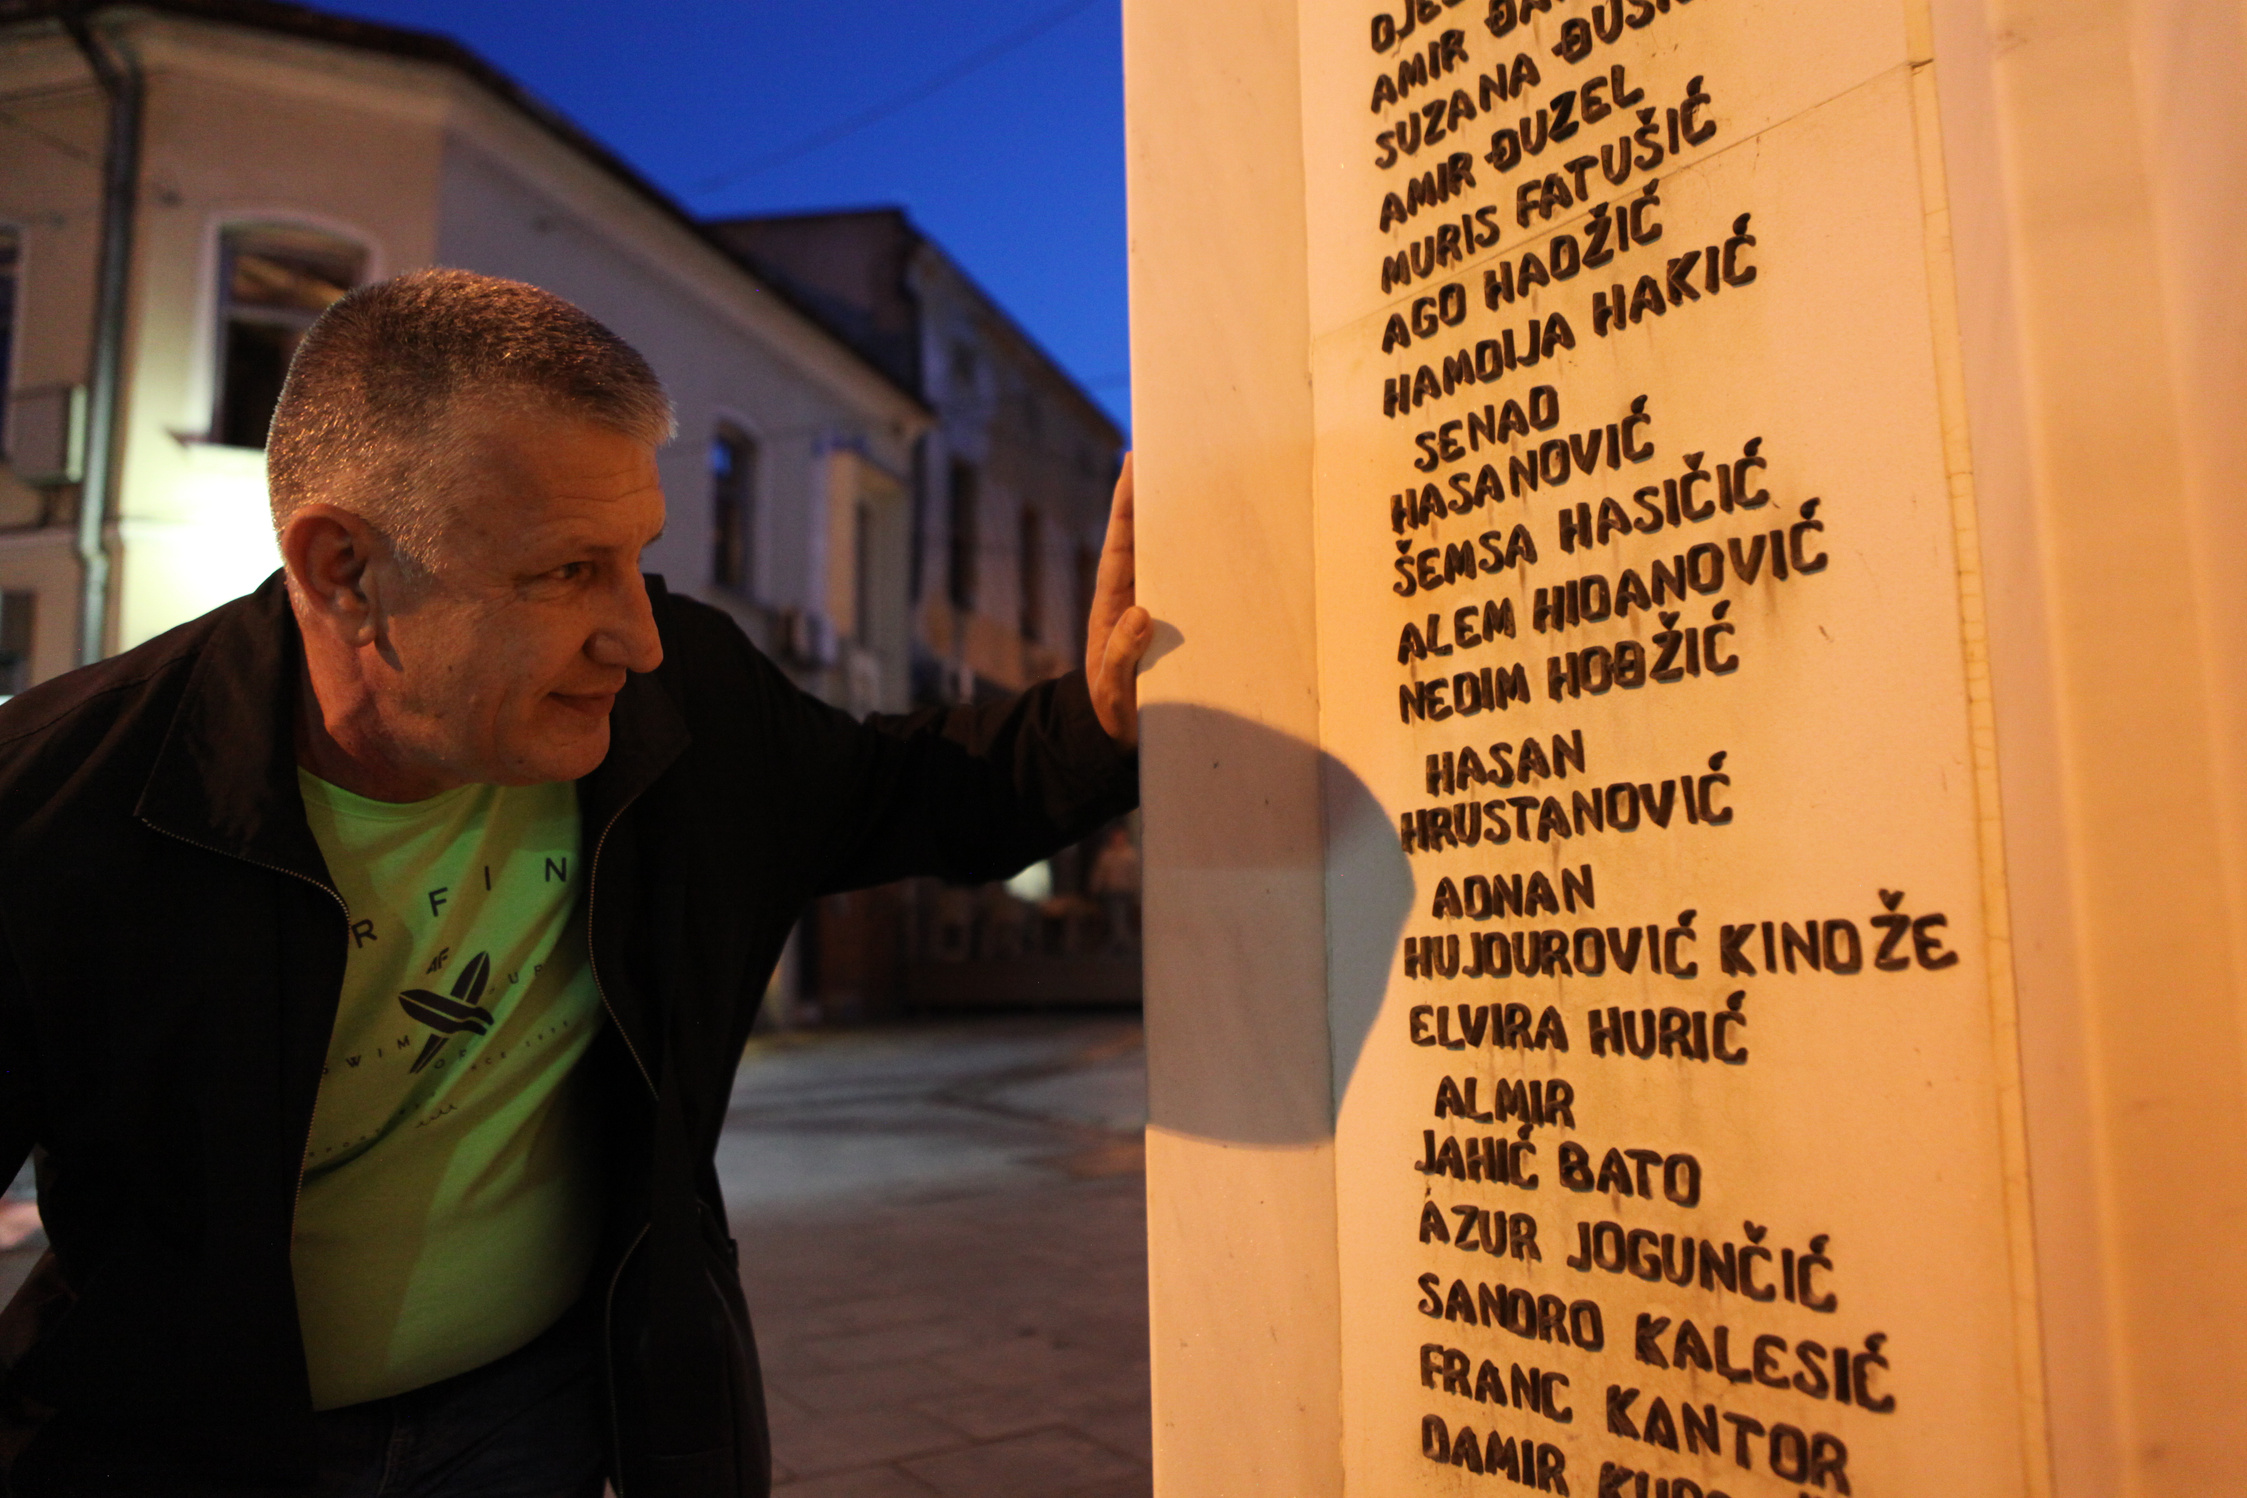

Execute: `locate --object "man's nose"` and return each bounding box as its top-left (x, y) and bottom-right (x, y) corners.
top-left (590, 569), bottom-right (664, 674)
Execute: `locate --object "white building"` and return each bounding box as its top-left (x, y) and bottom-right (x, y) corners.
top-left (709, 210), bottom-right (1126, 707)
top-left (709, 210), bottom-right (1136, 1017)
top-left (0, 0), bottom-right (927, 712)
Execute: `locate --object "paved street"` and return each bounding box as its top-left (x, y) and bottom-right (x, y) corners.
top-left (720, 1016), bottom-right (1153, 1498)
top-left (0, 1015), bottom-right (1154, 1496)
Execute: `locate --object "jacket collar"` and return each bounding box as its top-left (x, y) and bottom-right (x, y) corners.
top-left (135, 572), bottom-right (332, 887)
top-left (135, 570), bottom-right (690, 884)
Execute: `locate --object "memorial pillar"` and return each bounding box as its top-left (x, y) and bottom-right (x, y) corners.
top-left (1125, 1), bottom-right (1346, 1491)
top-left (1125, 0), bottom-right (2247, 1494)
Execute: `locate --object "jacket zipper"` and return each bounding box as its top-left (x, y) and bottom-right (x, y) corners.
top-left (151, 790), bottom-right (665, 1491)
top-left (138, 819), bottom-right (347, 1244)
top-left (585, 791), bottom-right (660, 1496)
top-left (601, 1219), bottom-right (651, 1495)
top-left (584, 798), bottom-right (658, 1100)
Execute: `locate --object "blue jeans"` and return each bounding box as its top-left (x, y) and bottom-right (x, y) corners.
top-left (313, 1298), bottom-right (607, 1498)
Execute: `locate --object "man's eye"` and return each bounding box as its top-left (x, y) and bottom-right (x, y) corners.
top-left (548, 562), bottom-right (590, 583)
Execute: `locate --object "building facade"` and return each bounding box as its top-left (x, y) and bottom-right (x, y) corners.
top-left (708, 210), bottom-right (1137, 1018)
top-left (706, 210), bottom-right (1124, 707)
top-left (0, 0), bottom-right (926, 718)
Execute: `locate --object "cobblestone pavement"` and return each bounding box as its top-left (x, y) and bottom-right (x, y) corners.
top-left (719, 1016), bottom-right (1153, 1498)
top-left (0, 1016), bottom-right (1154, 1497)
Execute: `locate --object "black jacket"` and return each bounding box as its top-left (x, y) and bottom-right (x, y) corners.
top-left (0, 574), bottom-right (1137, 1495)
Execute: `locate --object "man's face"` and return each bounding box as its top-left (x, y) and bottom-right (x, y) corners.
top-left (366, 402), bottom-right (667, 786)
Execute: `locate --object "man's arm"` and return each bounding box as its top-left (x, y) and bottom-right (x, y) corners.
top-left (812, 668), bottom-right (1137, 894)
top-left (784, 459), bottom-right (1146, 893)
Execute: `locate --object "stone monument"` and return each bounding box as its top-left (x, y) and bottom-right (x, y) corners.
top-left (1125, 0), bottom-right (2247, 1494)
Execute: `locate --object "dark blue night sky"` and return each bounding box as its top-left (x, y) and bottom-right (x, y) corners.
top-left (324, 0), bottom-right (1132, 428)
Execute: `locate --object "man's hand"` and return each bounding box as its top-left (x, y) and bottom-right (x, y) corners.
top-left (1086, 454), bottom-right (1151, 749)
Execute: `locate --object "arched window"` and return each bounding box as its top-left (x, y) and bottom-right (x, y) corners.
top-left (214, 224), bottom-right (364, 448)
top-left (0, 228), bottom-right (18, 453)
top-left (0, 590), bottom-right (34, 697)
top-left (710, 424), bottom-right (758, 596)
top-left (853, 499), bottom-right (874, 644)
top-left (946, 458), bottom-right (978, 611)
top-left (1018, 504), bottom-right (1044, 642)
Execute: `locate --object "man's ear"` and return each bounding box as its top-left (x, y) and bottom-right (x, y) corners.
top-left (281, 504), bottom-right (387, 649)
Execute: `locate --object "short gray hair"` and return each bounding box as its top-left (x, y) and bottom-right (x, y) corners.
top-left (266, 268), bottom-right (675, 567)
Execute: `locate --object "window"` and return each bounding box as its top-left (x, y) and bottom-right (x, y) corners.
top-left (0, 229), bottom-right (17, 451)
top-left (1075, 544), bottom-right (1098, 657)
top-left (853, 499), bottom-right (874, 644)
top-left (946, 459), bottom-right (978, 611)
top-left (0, 592), bottom-right (35, 697)
top-left (710, 425), bottom-right (758, 595)
top-left (214, 225), bottom-right (363, 448)
top-left (1018, 505), bottom-right (1044, 642)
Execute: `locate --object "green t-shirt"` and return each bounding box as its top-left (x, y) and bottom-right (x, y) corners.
top-left (292, 771), bottom-right (606, 1410)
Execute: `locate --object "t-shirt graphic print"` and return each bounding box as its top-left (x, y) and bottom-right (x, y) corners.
top-left (398, 949), bottom-right (500, 1074)
top-left (291, 770), bottom-right (606, 1411)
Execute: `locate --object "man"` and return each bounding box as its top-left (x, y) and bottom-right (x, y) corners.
top-left (0, 270), bottom-right (1147, 1496)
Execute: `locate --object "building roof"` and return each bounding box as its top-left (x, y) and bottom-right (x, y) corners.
top-left (709, 207), bottom-right (1125, 451)
top-left (0, 0), bottom-right (931, 418)
top-left (706, 209), bottom-right (924, 398)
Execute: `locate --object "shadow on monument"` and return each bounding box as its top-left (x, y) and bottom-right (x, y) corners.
top-left (1139, 702), bottom-right (1413, 1146)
